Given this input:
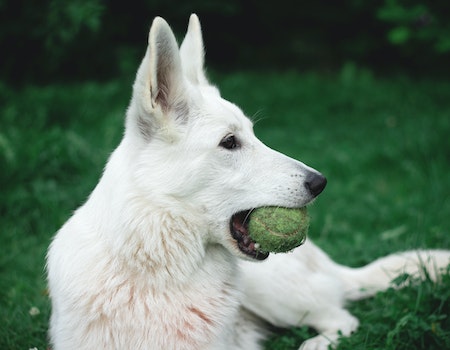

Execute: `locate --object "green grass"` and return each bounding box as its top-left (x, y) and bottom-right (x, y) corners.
top-left (1, 68), bottom-right (450, 349)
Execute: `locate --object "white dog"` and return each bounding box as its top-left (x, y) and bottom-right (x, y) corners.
top-left (47, 14), bottom-right (450, 350)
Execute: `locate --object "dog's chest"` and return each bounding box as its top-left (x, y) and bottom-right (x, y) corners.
top-left (156, 282), bottom-right (240, 347)
top-left (145, 259), bottom-right (241, 347)
top-left (81, 253), bottom-right (241, 349)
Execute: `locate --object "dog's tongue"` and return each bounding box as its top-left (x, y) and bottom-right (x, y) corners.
top-left (231, 211), bottom-right (269, 260)
top-left (232, 212), bottom-right (248, 237)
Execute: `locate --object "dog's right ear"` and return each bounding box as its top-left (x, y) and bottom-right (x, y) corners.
top-left (180, 14), bottom-right (209, 86)
top-left (128, 17), bottom-right (186, 140)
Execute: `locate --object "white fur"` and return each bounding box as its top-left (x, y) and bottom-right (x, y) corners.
top-left (47, 14), bottom-right (450, 350)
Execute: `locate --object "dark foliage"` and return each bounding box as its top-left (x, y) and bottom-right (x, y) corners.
top-left (1, 0), bottom-right (450, 85)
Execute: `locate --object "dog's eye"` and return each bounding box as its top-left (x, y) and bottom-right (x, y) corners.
top-left (220, 135), bottom-right (239, 150)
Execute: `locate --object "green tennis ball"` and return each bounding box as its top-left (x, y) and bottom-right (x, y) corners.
top-left (248, 207), bottom-right (309, 253)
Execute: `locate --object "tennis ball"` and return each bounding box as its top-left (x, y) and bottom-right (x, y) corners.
top-left (248, 207), bottom-right (309, 253)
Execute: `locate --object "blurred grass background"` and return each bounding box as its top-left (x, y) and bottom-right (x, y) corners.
top-left (1, 1), bottom-right (450, 349)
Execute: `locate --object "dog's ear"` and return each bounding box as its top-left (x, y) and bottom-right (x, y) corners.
top-left (128, 17), bottom-right (187, 139)
top-left (180, 14), bottom-right (209, 86)
top-left (147, 16), bottom-right (184, 112)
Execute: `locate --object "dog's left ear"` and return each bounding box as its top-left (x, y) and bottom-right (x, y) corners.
top-left (128, 17), bottom-right (187, 139)
top-left (180, 14), bottom-right (209, 86)
top-left (148, 16), bottom-right (185, 112)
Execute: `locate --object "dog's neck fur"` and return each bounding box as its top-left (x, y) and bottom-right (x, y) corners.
top-left (84, 141), bottom-right (236, 290)
top-left (64, 159), bottom-right (241, 348)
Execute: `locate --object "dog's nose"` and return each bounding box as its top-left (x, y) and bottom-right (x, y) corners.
top-left (304, 172), bottom-right (327, 197)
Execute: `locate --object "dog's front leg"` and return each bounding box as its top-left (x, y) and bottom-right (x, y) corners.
top-left (239, 241), bottom-right (360, 349)
top-left (297, 307), bottom-right (359, 350)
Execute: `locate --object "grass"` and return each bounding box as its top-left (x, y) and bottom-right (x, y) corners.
top-left (1, 67), bottom-right (449, 349)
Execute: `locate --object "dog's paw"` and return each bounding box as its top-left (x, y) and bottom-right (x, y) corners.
top-left (299, 309), bottom-right (359, 350)
top-left (299, 334), bottom-right (335, 350)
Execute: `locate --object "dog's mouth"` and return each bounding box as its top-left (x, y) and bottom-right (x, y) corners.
top-left (230, 210), bottom-right (269, 261)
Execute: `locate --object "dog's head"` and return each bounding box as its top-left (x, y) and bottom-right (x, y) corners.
top-left (124, 15), bottom-right (326, 261)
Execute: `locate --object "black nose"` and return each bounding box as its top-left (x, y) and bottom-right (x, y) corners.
top-left (304, 172), bottom-right (327, 197)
